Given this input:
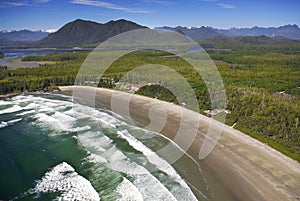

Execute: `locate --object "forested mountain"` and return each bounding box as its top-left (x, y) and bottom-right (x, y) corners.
top-left (157, 26), bottom-right (223, 40)
top-left (216, 24), bottom-right (300, 41)
top-left (158, 24), bottom-right (300, 41)
top-left (38, 19), bottom-right (147, 47)
top-left (201, 35), bottom-right (300, 47)
top-left (0, 30), bottom-right (50, 41)
top-left (0, 38), bottom-right (31, 47)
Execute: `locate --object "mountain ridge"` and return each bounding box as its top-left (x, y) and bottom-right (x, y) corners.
top-left (0, 29), bottom-right (51, 41)
top-left (157, 24), bottom-right (300, 41)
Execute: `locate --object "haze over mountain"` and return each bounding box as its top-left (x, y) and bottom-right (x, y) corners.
top-left (157, 24), bottom-right (300, 41)
top-left (216, 24), bottom-right (300, 41)
top-left (0, 30), bottom-right (52, 41)
top-left (157, 26), bottom-right (223, 41)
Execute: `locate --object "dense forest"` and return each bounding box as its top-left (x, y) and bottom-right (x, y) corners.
top-left (0, 44), bottom-right (299, 161)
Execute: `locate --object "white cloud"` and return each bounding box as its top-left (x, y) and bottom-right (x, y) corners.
top-left (217, 3), bottom-right (235, 9)
top-left (42, 29), bottom-right (57, 33)
top-left (71, 0), bottom-right (152, 13)
top-left (35, 0), bottom-right (50, 3)
top-left (2, 0), bottom-right (50, 7)
top-left (3, 1), bottom-right (27, 6)
top-left (141, 0), bottom-right (169, 4)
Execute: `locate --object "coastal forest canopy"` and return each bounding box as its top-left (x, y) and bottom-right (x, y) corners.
top-left (0, 42), bottom-right (299, 161)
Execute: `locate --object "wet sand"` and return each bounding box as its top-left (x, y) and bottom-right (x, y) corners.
top-left (59, 86), bottom-right (300, 201)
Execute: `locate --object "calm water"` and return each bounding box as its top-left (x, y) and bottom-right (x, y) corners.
top-left (0, 48), bottom-right (91, 60)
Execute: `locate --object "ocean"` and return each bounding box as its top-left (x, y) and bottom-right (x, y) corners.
top-left (0, 93), bottom-right (207, 201)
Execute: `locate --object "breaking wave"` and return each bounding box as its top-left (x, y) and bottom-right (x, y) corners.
top-left (0, 94), bottom-right (200, 200)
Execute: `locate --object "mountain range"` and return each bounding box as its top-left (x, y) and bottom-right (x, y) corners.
top-left (0, 30), bottom-right (52, 41)
top-left (0, 19), bottom-right (299, 47)
top-left (157, 26), bottom-right (222, 41)
top-left (217, 24), bottom-right (300, 40)
top-left (158, 24), bottom-right (300, 41)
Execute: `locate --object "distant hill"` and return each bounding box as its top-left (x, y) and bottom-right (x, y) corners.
top-left (157, 26), bottom-right (223, 41)
top-left (200, 35), bottom-right (300, 49)
top-left (0, 38), bottom-right (31, 47)
top-left (157, 24), bottom-right (300, 41)
top-left (216, 24), bottom-right (300, 41)
top-left (38, 19), bottom-right (147, 47)
top-left (0, 30), bottom-right (50, 41)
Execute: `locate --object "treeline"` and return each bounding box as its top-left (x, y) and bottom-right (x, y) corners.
top-left (137, 84), bottom-right (300, 160)
top-left (0, 53), bottom-right (84, 93)
top-left (0, 48), bottom-right (299, 160)
top-left (200, 36), bottom-right (300, 52)
top-left (136, 85), bottom-right (179, 104)
top-left (21, 52), bottom-right (89, 62)
top-left (209, 51), bottom-right (300, 95)
top-left (226, 87), bottom-right (300, 159)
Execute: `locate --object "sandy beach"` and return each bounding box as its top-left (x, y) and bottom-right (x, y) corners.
top-left (59, 86), bottom-right (300, 201)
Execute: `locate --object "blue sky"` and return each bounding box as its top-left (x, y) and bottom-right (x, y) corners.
top-left (0, 0), bottom-right (299, 30)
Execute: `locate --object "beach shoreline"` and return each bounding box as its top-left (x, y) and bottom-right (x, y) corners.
top-left (58, 85), bottom-right (300, 201)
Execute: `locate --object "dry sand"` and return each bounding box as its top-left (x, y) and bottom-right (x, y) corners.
top-left (59, 86), bottom-right (300, 201)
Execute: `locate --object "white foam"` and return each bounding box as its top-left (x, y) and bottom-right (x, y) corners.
top-left (81, 133), bottom-right (178, 201)
top-left (0, 121), bottom-right (8, 128)
top-left (0, 105), bottom-right (22, 115)
top-left (52, 111), bottom-right (76, 122)
top-left (0, 101), bottom-right (12, 106)
top-left (72, 125), bottom-right (91, 132)
top-left (23, 103), bottom-right (40, 110)
top-left (116, 177), bottom-right (143, 201)
top-left (16, 110), bottom-right (35, 116)
top-left (7, 118), bottom-right (22, 124)
top-left (117, 130), bottom-right (197, 200)
top-left (2, 94), bottom-right (197, 200)
top-left (78, 132), bottom-right (107, 152)
top-left (98, 118), bottom-right (117, 128)
top-left (11, 95), bottom-right (30, 102)
top-left (34, 113), bottom-right (61, 128)
top-left (33, 162), bottom-right (100, 201)
top-left (38, 107), bottom-right (55, 112)
top-left (108, 150), bottom-right (177, 201)
top-left (34, 112), bottom-right (91, 132)
top-left (87, 153), bottom-right (108, 164)
top-left (73, 105), bottom-right (121, 125)
top-left (64, 109), bottom-right (91, 120)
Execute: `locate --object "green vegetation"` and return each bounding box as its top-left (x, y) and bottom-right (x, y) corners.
top-left (0, 52), bottom-right (88, 93)
top-left (21, 52), bottom-right (88, 62)
top-left (0, 44), bottom-right (299, 161)
top-left (0, 51), bottom-right (3, 59)
top-left (200, 35), bottom-right (300, 52)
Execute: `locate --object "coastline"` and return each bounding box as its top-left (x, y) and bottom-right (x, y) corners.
top-left (59, 85), bottom-right (300, 201)
top-left (0, 90), bottom-right (60, 100)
